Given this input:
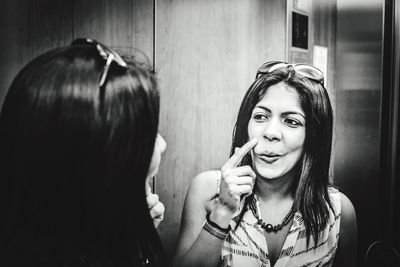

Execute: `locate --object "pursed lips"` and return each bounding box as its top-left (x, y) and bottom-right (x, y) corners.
top-left (256, 152), bottom-right (283, 164)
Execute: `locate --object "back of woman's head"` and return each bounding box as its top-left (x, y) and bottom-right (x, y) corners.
top-left (232, 66), bottom-right (333, 246)
top-left (0, 43), bottom-right (164, 266)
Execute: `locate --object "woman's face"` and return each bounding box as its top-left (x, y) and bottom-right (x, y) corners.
top-left (147, 134), bottom-right (167, 181)
top-left (248, 82), bottom-right (305, 180)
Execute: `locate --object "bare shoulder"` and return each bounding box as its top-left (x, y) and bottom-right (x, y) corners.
top-left (173, 170), bottom-right (221, 260)
top-left (334, 191), bottom-right (357, 267)
top-left (338, 191), bottom-right (357, 236)
top-left (339, 191), bottom-right (356, 222)
top-left (187, 170), bottom-right (220, 203)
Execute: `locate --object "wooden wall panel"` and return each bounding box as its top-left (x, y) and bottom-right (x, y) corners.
top-left (0, 0), bottom-right (74, 106)
top-left (0, 0), bottom-right (21, 106)
top-left (0, 0), bottom-right (153, 108)
top-left (18, 0), bottom-right (74, 63)
top-left (155, 0), bottom-right (286, 255)
top-left (73, 0), bottom-right (153, 63)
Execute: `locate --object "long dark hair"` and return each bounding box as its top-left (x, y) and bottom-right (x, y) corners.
top-left (232, 67), bottom-right (334, 247)
top-left (0, 44), bottom-right (165, 266)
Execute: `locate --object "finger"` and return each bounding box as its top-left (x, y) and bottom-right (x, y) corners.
top-left (149, 202), bottom-right (165, 219)
top-left (146, 185), bottom-right (151, 196)
top-left (153, 217), bottom-right (163, 228)
top-left (236, 184), bottom-right (253, 196)
top-left (224, 138), bottom-right (257, 168)
top-left (145, 178), bottom-right (152, 196)
top-left (241, 189), bottom-right (253, 201)
top-left (224, 176), bottom-right (254, 186)
top-left (146, 193), bottom-right (159, 209)
top-left (225, 165), bottom-right (256, 178)
top-left (223, 184), bottom-right (252, 201)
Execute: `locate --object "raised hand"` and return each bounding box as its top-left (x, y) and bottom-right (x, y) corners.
top-left (215, 138), bottom-right (258, 216)
top-left (146, 182), bottom-right (165, 228)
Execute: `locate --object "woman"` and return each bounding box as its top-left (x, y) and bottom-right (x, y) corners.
top-left (0, 38), bottom-right (167, 267)
top-left (173, 61), bottom-right (357, 267)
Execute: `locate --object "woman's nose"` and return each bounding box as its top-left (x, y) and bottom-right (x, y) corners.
top-left (262, 120), bottom-right (281, 141)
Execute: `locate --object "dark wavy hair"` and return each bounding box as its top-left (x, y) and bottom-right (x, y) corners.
top-left (0, 44), bottom-right (165, 266)
top-left (232, 67), bottom-right (334, 247)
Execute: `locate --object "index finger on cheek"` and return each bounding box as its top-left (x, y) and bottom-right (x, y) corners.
top-left (225, 138), bottom-right (258, 168)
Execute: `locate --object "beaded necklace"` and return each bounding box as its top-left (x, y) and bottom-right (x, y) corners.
top-left (250, 195), bottom-right (295, 233)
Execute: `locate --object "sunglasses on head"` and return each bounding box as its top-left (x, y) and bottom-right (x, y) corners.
top-left (255, 61), bottom-right (324, 85)
top-left (71, 38), bottom-right (128, 88)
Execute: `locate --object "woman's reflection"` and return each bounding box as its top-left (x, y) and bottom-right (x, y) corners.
top-left (172, 62), bottom-right (357, 267)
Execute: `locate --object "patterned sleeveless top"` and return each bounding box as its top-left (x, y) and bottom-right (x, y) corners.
top-left (220, 187), bottom-right (341, 267)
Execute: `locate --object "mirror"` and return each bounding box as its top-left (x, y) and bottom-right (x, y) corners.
top-left (0, 0), bottom-right (393, 265)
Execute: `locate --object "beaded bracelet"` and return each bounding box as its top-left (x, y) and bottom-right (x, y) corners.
top-left (203, 213), bottom-right (231, 240)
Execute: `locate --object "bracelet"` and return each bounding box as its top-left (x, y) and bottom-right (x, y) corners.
top-left (203, 213), bottom-right (231, 240)
top-left (203, 222), bottom-right (228, 240)
top-left (206, 213), bottom-right (231, 233)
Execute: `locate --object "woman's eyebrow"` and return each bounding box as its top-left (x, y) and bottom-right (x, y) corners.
top-left (254, 105), bottom-right (271, 113)
top-left (282, 111), bottom-right (305, 119)
top-left (254, 105), bottom-right (305, 119)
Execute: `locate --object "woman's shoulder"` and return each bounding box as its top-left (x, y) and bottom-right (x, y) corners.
top-left (327, 186), bottom-right (340, 196)
top-left (331, 188), bottom-right (358, 265)
top-left (187, 170), bottom-right (220, 202)
top-left (327, 186), bottom-right (341, 212)
top-left (327, 186), bottom-right (356, 220)
top-left (189, 170), bottom-right (220, 192)
top-left (337, 190), bottom-right (356, 223)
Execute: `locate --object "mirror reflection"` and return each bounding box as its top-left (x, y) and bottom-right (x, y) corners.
top-left (0, 0), bottom-right (397, 266)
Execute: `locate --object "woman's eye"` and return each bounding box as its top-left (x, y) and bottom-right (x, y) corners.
top-left (253, 114), bottom-right (268, 121)
top-left (285, 118), bottom-right (302, 127)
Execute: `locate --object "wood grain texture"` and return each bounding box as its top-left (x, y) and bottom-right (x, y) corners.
top-left (0, 0), bottom-right (20, 106)
top-left (0, 0), bottom-right (154, 108)
top-left (155, 0), bottom-right (286, 255)
top-left (73, 0), bottom-right (153, 64)
top-left (0, 0), bottom-right (74, 106)
top-left (19, 0), bottom-right (74, 62)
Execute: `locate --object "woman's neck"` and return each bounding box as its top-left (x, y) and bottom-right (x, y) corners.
top-left (254, 172), bottom-right (296, 203)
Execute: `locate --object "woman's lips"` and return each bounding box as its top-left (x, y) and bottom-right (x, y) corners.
top-left (257, 153), bottom-right (282, 164)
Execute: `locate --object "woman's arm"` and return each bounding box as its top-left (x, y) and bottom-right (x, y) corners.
top-left (333, 192), bottom-right (357, 267)
top-left (172, 138), bottom-right (257, 267)
top-left (171, 171), bottom-right (229, 267)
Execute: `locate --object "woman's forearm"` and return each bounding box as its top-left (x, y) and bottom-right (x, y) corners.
top-left (173, 207), bottom-right (233, 267)
top-left (173, 229), bottom-right (225, 267)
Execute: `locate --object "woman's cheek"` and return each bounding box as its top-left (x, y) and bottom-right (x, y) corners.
top-left (247, 123), bottom-right (258, 140)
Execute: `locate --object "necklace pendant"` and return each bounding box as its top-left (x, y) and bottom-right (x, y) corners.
top-left (265, 223), bottom-right (274, 232)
